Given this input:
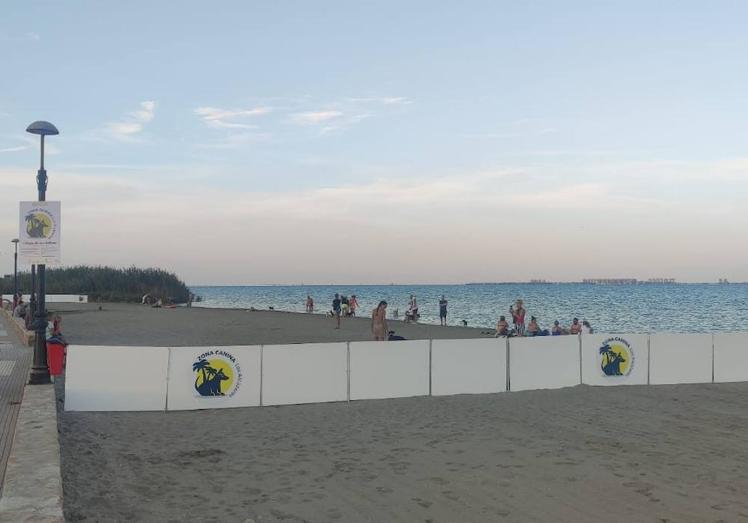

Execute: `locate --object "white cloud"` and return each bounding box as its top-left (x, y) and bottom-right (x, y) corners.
top-left (194, 106), bottom-right (271, 130)
top-left (289, 110), bottom-right (343, 125)
top-left (346, 96), bottom-right (413, 105)
top-left (0, 145), bottom-right (27, 153)
top-left (105, 100), bottom-right (157, 141)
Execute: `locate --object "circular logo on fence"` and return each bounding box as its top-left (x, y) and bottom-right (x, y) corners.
top-left (192, 350), bottom-right (242, 397)
top-left (25, 209), bottom-right (55, 239)
top-left (599, 337), bottom-right (634, 377)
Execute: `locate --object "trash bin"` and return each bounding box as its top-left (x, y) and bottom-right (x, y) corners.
top-left (47, 342), bottom-right (66, 376)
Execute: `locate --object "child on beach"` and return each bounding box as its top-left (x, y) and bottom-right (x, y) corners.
top-left (495, 315), bottom-right (509, 336)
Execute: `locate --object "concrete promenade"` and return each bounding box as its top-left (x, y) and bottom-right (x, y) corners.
top-left (0, 312), bottom-right (31, 492)
top-left (0, 312), bottom-right (63, 522)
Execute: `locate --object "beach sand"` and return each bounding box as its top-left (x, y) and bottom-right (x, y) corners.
top-left (58, 383), bottom-right (748, 522)
top-left (51, 302), bottom-right (494, 346)
top-left (55, 303), bottom-right (748, 522)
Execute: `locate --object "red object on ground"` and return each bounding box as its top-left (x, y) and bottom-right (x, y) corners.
top-left (46, 342), bottom-right (66, 376)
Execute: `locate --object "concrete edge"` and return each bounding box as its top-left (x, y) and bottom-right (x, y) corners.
top-left (0, 384), bottom-right (64, 522)
top-left (0, 309), bottom-right (35, 347)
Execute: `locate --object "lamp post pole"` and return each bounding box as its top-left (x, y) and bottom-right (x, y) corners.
top-left (11, 239), bottom-right (19, 300)
top-left (26, 121), bottom-right (58, 386)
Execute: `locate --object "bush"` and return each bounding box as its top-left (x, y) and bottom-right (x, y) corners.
top-left (0, 265), bottom-right (191, 303)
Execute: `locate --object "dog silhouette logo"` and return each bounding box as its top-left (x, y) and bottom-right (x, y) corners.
top-left (25, 210), bottom-right (55, 239)
top-left (599, 338), bottom-right (634, 377)
top-left (192, 350), bottom-right (242, 397)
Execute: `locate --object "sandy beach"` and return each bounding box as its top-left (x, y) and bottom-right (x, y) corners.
top-left (51, 302), bottom-right (494, 346)
top-left (55, 303), bottom-right (748, 522)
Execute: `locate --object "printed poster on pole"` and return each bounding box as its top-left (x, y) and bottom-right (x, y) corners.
top-left (19, 201), bottom-right (61, 264)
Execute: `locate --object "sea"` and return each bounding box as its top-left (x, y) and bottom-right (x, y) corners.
top-left (189, 283), bottom-right (748, 334)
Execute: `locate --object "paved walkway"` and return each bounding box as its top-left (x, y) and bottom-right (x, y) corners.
top-left (0, 313), bottom-right (32, 495)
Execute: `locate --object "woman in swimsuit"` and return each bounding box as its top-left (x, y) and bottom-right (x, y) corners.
top-left (510, 299), bottom-right (526, 336)
top-left (372, 301), bottom-right (388, 341)
top-left (349, 295), bottom-right (359, 316)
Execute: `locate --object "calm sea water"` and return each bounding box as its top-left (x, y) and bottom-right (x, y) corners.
top-left (189, 283), bottom-right (748, 334)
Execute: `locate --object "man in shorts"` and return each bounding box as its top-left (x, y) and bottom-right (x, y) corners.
top-left (332, 293), bottom-right (342, 329)
top-left (439, 295), bottom-right (448, 326)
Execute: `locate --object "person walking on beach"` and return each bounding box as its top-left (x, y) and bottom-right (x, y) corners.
top-left (510, 299), bottom-right (526, 336)
top-left (371, 301), bottom-right (388, 341)
top-left (306, 294), bottom-right (314, 313)
top-left (406, 294), bottom-right (419, 322)
top-left (332, 293), bottom-right (342, 329)
top-left (349, 295), bottom-right (359, 316)
top-left (439, 295), bottom-right (448, 326)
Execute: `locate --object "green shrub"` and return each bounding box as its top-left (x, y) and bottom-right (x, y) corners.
top-left (0, 265), bottom-right (190, 303)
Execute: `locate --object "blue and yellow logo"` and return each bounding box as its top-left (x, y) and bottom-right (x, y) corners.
top-left (599, 337), bottom-right (634, 377)
top-left (25, 209), bottom-right (55, 239)
top-left (192, 350), bottom-right (242, 397)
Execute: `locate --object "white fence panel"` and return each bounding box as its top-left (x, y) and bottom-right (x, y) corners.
top-left (23, 294), bottom-right (88, 303)
top-left (713, 333), bottom-right (748, 383)
top-left (509, 336), bottom-right (581, 391)
top-left (649, 334), bottom-right (713, 385)
top-left (431, 338), bottom-right (507, 396)
top-left (167, 346), bottom-right (261, 411)
top-left (262, 343), bottom-right (348, 406)
top-left (350, 340), bottom-right (429, 400)
top-left (581, 334), bottom-right (649, 386)
top-left (65, 345), bottom-right (168, 411)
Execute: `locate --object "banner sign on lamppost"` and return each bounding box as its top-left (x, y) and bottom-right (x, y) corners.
top-left (19, 201), bottom-right (61, 265)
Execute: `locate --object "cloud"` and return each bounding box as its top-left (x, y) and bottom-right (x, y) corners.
top-left (0, 145), bottom-right (28, 153)
top-left (105, 101), bottom-right (156, 141)
top-left (346, 96), bottom-right (413, 105)
top-left (289, 110), bottom-right (344, 125)
top-left (194, 106), bottom-right (271, 130)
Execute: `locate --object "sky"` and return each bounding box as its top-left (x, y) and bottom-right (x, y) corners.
top-left (1, 1), bottom-right (748, 284)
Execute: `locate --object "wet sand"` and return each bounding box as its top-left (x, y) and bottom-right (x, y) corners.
top-left (55, 303), bottom-right (748, 522)
top-left (52, 302), bottom-right (493, 346)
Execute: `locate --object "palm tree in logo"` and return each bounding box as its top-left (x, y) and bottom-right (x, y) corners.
top-left (192, 358), bottom-right (217, 387)
top-left (599, 343), bottom-right (626, 376)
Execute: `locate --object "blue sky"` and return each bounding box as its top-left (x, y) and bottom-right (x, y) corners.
top-left (2, 2), bottom-right (748, 283)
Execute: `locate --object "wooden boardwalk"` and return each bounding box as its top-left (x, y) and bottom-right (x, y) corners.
top-left (0, 314), bottom-right (32, 495)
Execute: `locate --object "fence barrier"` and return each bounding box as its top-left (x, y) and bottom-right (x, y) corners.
top-left (64, 331), bottom-right (743, 412)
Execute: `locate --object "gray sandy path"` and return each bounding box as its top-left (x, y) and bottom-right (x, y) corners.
top-left (52, 303), bottom-right (493, 346)
top-left (58, 382), bottom-right (748, 522)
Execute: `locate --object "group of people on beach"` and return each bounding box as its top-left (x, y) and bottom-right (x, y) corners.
top-left (305, 293), bottom-right (591, 341)
top-left (496, 298), bottom-right (592, 337)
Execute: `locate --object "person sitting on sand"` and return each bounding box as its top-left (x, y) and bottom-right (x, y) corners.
top-left (332, 293), bottom-right (342, 329)
top-left (527, 316), bottom-right (540, 336)
top-left (371, 301), bottom-right (388, 341)
top-left (569, 317), bottom-right (582, 334)
top-left (552, 320), bottom-right (562, 335)
top-left (496, 315), bottom-right (509, 337)
top-left (387, 330), bottom-right (406, 341)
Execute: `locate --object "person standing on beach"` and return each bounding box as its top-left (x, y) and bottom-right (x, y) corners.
top-left (569, 317), bottom-right (582, 334)
top-left (306, 294), bottom-right (314, 313)
top-left (349, 295), bottom-right (359, 316)
top-left (332, 293), bottom-right (342, 329)
top-left (371, 300), bottom-right (388, 341)
top-left (439, 295), bottom-right (448, 326)
top-left (510, 299), bottom-right (526, 336)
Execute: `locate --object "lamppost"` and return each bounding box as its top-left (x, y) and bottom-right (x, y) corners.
top-left (11, 238), bottom-right (19, 300)
top-left (26, 120), bottom-right (59, 386)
